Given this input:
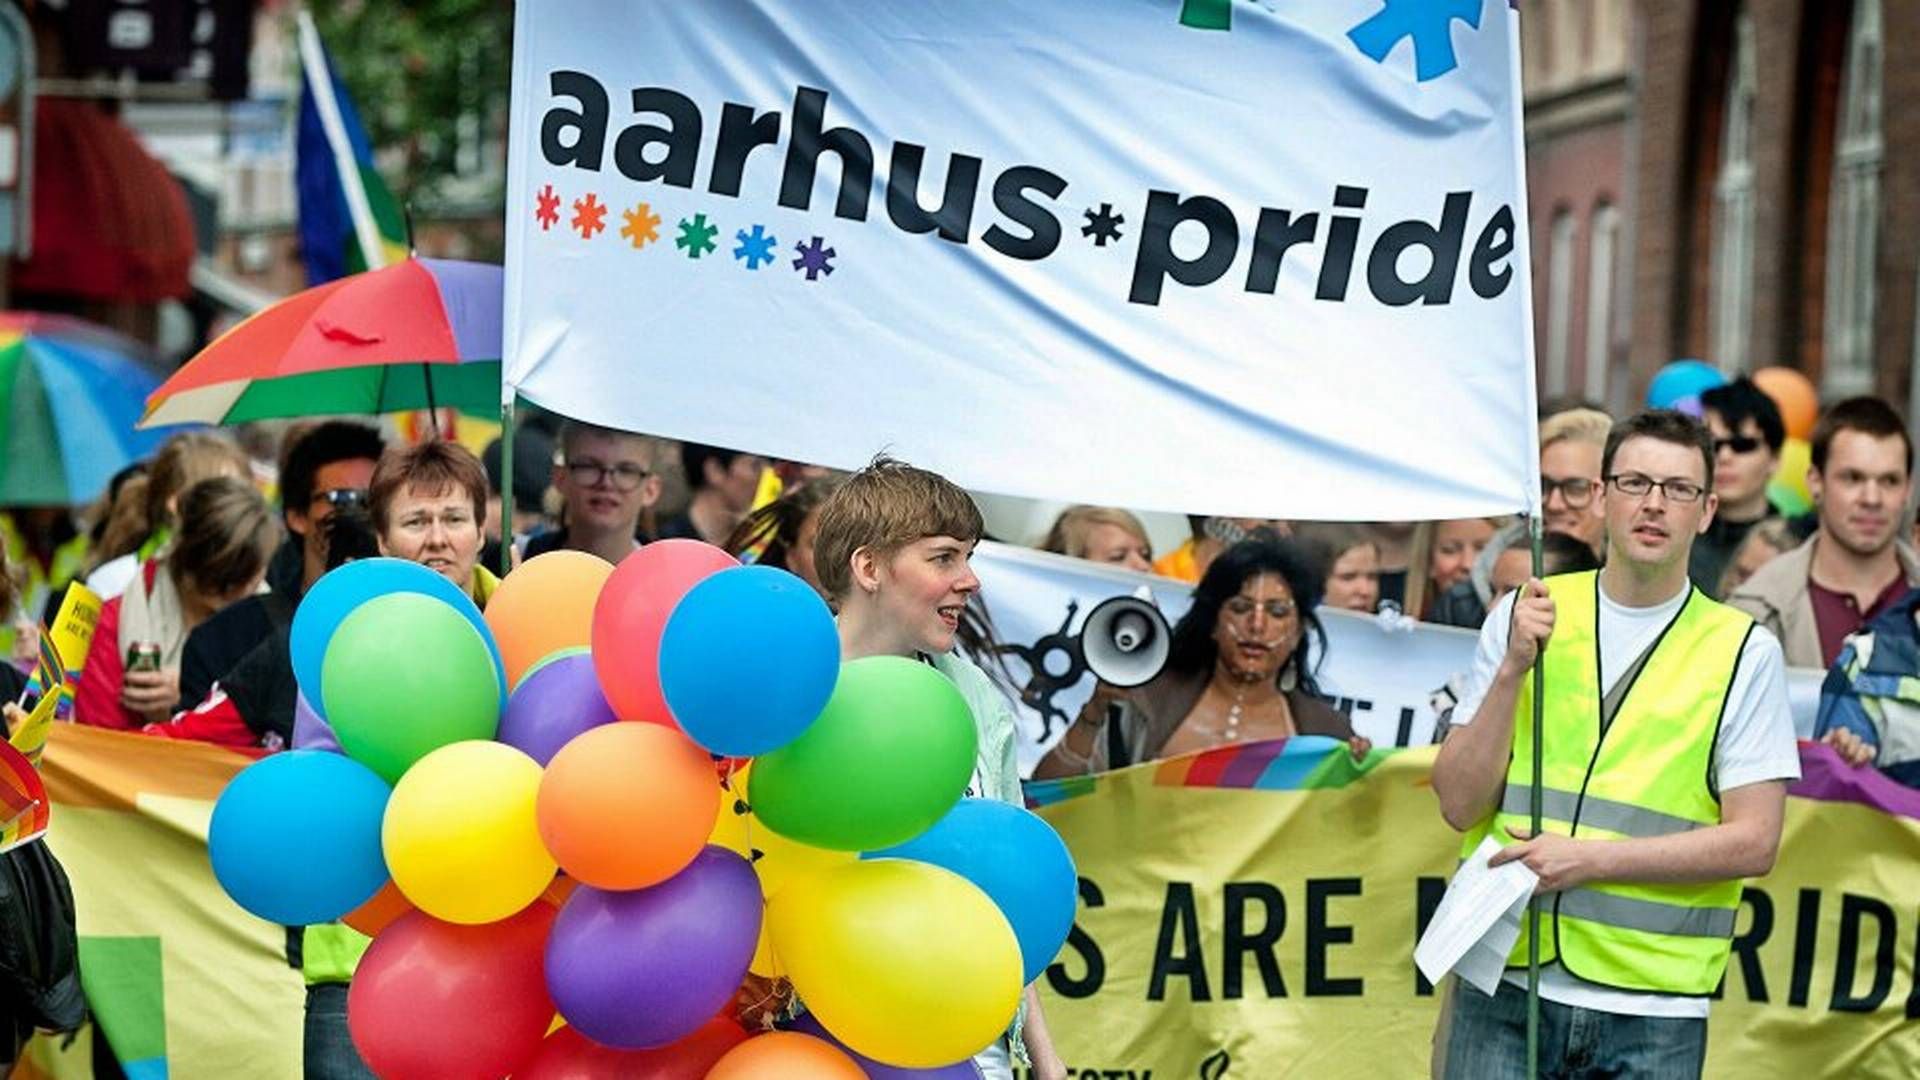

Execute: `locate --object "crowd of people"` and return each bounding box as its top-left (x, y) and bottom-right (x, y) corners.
top-left (5, 378), bottom-right (1920, 1077)
top-left (3, 378), bottom-right (1904, 807)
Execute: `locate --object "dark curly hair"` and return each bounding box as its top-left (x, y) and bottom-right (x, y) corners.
top-left (1165, 536), bottom-right (1326, 693)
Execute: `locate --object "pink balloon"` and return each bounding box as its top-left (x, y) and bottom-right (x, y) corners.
top-left (590, 540), bottom-right (737, 725)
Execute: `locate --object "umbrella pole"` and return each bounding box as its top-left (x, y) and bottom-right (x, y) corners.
top-left (499, 394), bottom-right (516, 577)
top-left (422, 363), bottom-right (440, 439)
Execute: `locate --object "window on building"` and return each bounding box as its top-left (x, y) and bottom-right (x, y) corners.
top-left (1824, 0), bottom-right (1882, 397)
top-left (1585, 203), bottom-right (1619, 404)
top-left (1545, 209), bottom-right (1577, 396)
top-left (1709, 7), bottom-right (1757, 371)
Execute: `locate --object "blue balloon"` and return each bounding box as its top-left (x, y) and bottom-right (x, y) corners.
top-left (289, 557), bottom-right (504, 718)
top-left (209, 750), bottom-right (391, 925)
top-left (657, 565), bottom-right (839, 757)
top-left (869, 798), bottom-right (1079, 985)
top-left (1646, 359), bottom-right (1725, 409)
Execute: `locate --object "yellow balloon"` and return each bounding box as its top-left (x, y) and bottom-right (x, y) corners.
top-left (1779, 437), bottom-right (1812, 503)
top-left (768, 859), bottom-right (1022, 1069)
top-left (709, 767), bottom-right (857, 976)
top-left (383, 740), bottom-right (556, 925)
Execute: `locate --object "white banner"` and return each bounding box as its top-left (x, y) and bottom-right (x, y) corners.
top-left (970, 541), bottom-right (1829, 774)
top-left (504, 0), bottom-right (1542, 520)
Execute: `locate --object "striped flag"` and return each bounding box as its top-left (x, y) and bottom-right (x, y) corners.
top-left (294, 11), bottom-right (408, 285)
top-left (0, 736), bottom-right (48, 852)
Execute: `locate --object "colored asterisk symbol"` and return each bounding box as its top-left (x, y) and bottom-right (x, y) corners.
top-left (620, 202), bottom-right (662, 249)
top-left (792, 236), bottom-right (836, 281)
top-left (1348, 0), bottom-right (1485, 82)
top-left (534, 184), bottom-right (560, 231)
top-left (571, 193), bottom-right (608, 239)
top-left (676, 213), bottom-right (719, 259)
top-left (1082, 203), bottom-right (1124, 247)
top-left (733, 224), bottom-right (779, 270)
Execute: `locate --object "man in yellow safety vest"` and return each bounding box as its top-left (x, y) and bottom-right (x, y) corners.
top-left (1432, 410), bottom-right (1797, 1078)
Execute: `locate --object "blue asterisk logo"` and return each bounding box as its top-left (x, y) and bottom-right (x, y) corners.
top-left (733, 224), bottom-right (779, 270)
top-left (1347, 0), bottom-right (1487, 82)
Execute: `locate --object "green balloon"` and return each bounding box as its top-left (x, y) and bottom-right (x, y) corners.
top-left (750, 655), bottom-right (977, 851)
top-left (321, 592), bottom-right (503, 783)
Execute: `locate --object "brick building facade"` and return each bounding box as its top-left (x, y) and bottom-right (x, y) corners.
top-left (1521, 0), bottom-right (1914, 413)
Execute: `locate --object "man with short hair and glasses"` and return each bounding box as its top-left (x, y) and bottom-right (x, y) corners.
top-left (523, 421), bottom-right (663, 564)
top-left (1688, 377), bottom-right (1784, 598)
top-left (1434, 410), bottom-right (1796, 1079)
top-left (1538, 408), bottom-right (1612, 556)
top-left (1729, 397), bottom-right (1920, 668)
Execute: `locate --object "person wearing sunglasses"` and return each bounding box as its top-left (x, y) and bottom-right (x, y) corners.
top-left (524, 422), bottom-right (662, 564)
top-left (176, 421), bottom-right (385, 718)
top-left (1538, 408), bottom-right (1611, 556)
top-left (1434, 410), bottom-right (1794, 1079)
top-left (1687, 378), bottom-right (1784, 598)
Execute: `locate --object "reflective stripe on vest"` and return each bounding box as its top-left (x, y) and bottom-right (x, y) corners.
top-left (1468, 570), bottom-right (1753, 996)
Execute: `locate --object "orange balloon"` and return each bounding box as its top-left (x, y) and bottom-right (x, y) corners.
top-left (536, 722), bottom-right (720, 889)
top-left (341, 880), bottom-right (413, 937)
top-left (485, 550), bottom-right (615, 689)
top-left (1751, 366), bottom-right (1819, 440)
top-left (705, 1032), bottom-right (865, 1080)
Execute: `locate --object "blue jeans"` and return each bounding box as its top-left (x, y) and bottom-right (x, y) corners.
top-left (1443, 978), bottom-right (1707, 1080)
top-left (303, 983), bottom-right (376, 1080)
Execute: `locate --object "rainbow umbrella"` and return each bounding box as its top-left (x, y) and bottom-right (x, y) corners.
top-left (140, 258), bottom-right (501, 428)
top-left (0, 313), bottom-right (170, 505)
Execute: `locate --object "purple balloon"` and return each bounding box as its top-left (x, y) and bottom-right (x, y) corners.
top-left (1673, 393), bottom-right (1706, 418)
top-left (546, 846), bottom-right (761, 1049)
top-left (291, 691), bottom-right (341, 753)
top-left (497, 652), bottom-right (617, 766)
top-left (790, 1012), bottom-right (985, 1079)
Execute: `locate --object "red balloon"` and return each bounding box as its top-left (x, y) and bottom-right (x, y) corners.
top-left (516, 1017), bottom-right (749, 1079)
top-left (591, 540), bottom-right (738, 725)
top-left (347, 905), bottom-right (556, 1080)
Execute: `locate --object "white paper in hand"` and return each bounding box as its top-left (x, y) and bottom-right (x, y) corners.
top-left (1415, 835), bottom-right (1539, 995)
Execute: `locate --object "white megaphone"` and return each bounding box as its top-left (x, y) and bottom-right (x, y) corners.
top-left (1079, 588), bottom-right (1171, 689)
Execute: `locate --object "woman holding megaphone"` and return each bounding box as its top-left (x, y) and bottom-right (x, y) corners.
top-left (1034, 536), bottom-right (1370, 777)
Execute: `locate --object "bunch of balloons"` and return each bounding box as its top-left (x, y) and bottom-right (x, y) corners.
top-left (207, 540), bottom-right (1077, 1078)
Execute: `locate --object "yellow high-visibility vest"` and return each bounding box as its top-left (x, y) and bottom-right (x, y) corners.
top-left (1469, 570), bottom-right (1753, 995)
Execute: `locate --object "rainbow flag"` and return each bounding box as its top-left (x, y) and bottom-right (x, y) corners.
top-left (294, 11), bottom-right (407, 285)
top-left (16, 726), bottom-right (302, 1080)
top-left (25, 582), bottom-right (102, 722)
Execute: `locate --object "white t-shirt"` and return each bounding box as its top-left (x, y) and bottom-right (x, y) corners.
top-left (1453, 581), bottom-right (1800, 1018)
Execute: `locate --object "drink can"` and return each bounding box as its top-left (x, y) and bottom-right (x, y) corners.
top-left (127, 642), bottom-right (163, 673)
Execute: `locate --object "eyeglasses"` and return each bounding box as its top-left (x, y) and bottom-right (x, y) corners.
top-left (1606, 474), bottom-right (1707, 504)
top-left (1541, 476), bottom-right (1598, 508)
top-left (313, 488), bottom-right (368, 510)
top-left (565, 461), bottom-right (650, 492)
top-left (1714, 435), bottom-right (1763, 455)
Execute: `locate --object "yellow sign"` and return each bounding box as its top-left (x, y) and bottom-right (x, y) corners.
top-left (1025, 738), bottom-right (1920, 1079)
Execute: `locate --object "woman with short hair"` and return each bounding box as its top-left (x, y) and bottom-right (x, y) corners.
top-left (368, 440), bottom-right (496, 607)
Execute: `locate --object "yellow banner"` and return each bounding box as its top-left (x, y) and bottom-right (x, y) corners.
top-left (1026, 739), bottom-right (1920, 1079)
